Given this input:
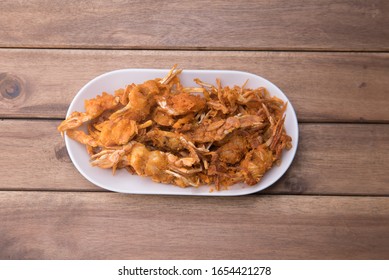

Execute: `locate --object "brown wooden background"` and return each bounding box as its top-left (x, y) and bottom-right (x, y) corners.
top-left (0, 0), bottom-right (388, 259)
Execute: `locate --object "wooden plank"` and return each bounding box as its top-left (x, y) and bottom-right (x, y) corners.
top-left (1, 49), bottom-right (389, 122)
top-left (0, 120), bottom-right (388, 195)
top-left (0, 192), bottom-right (388, 259)
top-left (0, 0), bottom-right (388, 51)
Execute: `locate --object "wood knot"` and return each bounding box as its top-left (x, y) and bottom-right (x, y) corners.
top-left (358, 82), bottom-right (367, 89)
top-left (0, 73), bottom-right (27, 107)
top-left (284, 176), bottom-right (306, 194)
top-left (54, 144), bottom-right (71, 163)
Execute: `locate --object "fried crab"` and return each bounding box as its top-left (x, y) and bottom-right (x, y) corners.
top-left (58, 65), bottom-right (292, 190)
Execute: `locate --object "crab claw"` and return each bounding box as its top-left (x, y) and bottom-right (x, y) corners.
top-left (165, 170), bottom-right (200, 187)
top-left (66, 129), bottom-right (98, 147)
top-left (90, 143), bottom-right (134, 174)
top-left (159, 64), bottom-right (182, 85)
top-left (57, 112), bottom-right (92, 132)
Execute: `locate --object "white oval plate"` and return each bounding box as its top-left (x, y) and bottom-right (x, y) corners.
top-left (65, 68), bottom-right (298, 196)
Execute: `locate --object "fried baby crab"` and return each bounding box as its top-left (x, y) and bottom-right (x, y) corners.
top-left (58, 65), bottom-right (292, 190)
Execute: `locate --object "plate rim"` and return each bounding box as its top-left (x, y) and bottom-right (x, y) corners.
top-left (64, 68), bottom-right (299, 196)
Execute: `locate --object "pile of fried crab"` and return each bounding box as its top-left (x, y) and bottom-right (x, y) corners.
top-left (58, 65), bottom-right (292, 190)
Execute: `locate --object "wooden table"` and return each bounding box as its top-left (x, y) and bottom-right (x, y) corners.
top-left (1, 0), bottom-right (388, 259)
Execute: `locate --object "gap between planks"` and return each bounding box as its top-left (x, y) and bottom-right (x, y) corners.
top-left (1, 46), bottom-right (389, 53)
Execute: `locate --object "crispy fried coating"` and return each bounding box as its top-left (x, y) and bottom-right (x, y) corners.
top-left (58, 66), bottom-right (292, 190)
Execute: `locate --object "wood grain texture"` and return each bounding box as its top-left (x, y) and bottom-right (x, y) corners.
top-left (1, 0), bottom-right (387, 263)
top-left (1, 49), bottom-right (389, 122)
top-left (1, 192), bottom-right (388, 259)
top-left (0, 0), bottom-right (388, 51)
top-left (0, 120), bottom-right (388, 195)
